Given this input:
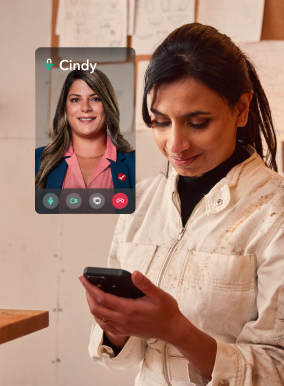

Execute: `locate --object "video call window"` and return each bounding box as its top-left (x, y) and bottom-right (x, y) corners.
top-left (35, 48), bottom-right (135, 214)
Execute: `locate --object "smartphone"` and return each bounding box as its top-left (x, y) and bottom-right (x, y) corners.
top-left (83, 267), bottom-right (145, 299)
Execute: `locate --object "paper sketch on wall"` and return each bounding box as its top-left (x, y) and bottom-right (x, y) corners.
top-left (56, 0), bottom-right (127, 50)
top-left (136, 60), bottom-right (150, 130)
top-left (132, 0), bottom-right (195, 54)
top-left (240, 41), bottom-right (284, 174)
top-left (48, 63), bottom-right (134, 145)
top-left (197, 0), bottom-right (265, 43)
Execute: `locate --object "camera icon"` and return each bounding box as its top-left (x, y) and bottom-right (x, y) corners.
top-left (66, 193), bottom-right (82, 209)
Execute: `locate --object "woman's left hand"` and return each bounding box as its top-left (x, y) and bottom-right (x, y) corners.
top-left (79, 270), bottom-right (184, 342)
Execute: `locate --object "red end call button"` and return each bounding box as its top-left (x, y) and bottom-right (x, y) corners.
top-left (112, 193), bottom-right (128, 209)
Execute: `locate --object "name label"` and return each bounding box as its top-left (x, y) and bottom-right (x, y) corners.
top-left (59, 59), bottom-right (97, 74)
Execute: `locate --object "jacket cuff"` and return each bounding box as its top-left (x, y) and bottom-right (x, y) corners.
top-left (88, 323), bottom-right (146, 369)
top-left (210, 338), bottom-right (243, 386)
top-left (88, 323), bottom-right (105, 358)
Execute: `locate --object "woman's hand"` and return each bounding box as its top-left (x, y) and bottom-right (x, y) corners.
top-left (79, 271), bottom-right (184, 343)
top-left (80, 271), bottom-right (217, 380)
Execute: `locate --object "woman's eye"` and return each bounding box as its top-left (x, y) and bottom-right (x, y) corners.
top-left (151, 119), bottom-right (210, 129)
top-left (151, 120), bottom-right (171, 128)
top-left (71, 98), bottom-right (80, 103)
top-left (189, 119), bottom-right (210, 129)
top-left (92, 97), bottom-right (101, 102)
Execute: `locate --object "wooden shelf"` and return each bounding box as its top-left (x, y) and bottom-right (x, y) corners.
top-left (0, 309), bottom-right (49, 344)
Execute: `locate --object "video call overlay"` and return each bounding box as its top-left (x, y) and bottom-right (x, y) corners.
top-left (36, 189), bottom-right (135, 214)
top-left (35, 47), bottom-right (136, 215)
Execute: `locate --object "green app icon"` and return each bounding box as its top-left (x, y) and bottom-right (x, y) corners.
top-left (70, 198), bottom-right (78, 204)
top-left (45, 58), bottom-right (53, 71)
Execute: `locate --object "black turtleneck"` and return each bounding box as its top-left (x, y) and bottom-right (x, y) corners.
top-left (178, 142), bottom-right (250, 227)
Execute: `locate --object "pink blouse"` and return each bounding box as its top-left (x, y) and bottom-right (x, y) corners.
top-left (62, 137), bottom-right (116, 189)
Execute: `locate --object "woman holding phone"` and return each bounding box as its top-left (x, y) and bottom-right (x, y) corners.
top-left (80, 23), bottom-right (284, 385)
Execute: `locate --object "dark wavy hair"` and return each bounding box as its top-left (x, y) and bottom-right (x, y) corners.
top-left (36, 69), bottom-right (133, 189)
top-left (142, 23), bottom-right (277, 172)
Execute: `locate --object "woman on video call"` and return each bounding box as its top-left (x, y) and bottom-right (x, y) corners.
top-left (80, 23), bottom-right (284, 385)
top-left (35, 69), bottom-right (135, 190)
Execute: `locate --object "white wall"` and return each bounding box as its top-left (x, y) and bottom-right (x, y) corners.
top-left (0, 1), bottom-right (57, 385)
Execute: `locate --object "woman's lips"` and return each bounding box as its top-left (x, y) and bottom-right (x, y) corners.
top-left (170, 154), bottom-right (199, 166)
top-left (78, 117), bottom-right (96, 124)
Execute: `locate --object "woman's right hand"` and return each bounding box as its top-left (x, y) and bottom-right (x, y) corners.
top-left (79, 276), bottom-right (129, 348)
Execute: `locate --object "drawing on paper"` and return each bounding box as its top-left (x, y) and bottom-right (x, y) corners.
top-left (132, 0), bottom-right (195, 54)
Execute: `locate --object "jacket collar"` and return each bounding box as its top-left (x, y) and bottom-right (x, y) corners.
top-left (64, 136), bottom-right (117, 162)
top-left (170, 146), bottom-right (264, 215)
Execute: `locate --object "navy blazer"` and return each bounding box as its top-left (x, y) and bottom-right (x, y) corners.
top-left (35, 147), bottom-right (135, 189)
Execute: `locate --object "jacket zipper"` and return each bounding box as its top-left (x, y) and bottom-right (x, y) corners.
top-left (157, 225), bottom-right (185, 288)
top-left (157, 194), bottom-right (205, 287)
top-left (158, 192), bottom-right (205, 386)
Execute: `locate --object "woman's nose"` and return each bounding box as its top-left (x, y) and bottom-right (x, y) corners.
top-left (167, 125), bottom-right (191, 154)
top-left (81, 99), bottom-right (92, 113)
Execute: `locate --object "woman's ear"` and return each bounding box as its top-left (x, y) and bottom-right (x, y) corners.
top-left (236, 92), bottom-right (253, 127)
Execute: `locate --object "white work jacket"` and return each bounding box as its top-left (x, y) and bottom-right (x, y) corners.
top-left (89, 146), bottom-right (284, 386)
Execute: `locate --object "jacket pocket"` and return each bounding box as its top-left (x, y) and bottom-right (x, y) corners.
top-left (117, 242), bottom-right (157, 276)
top-left (177, 250), bottom-right (255, 342)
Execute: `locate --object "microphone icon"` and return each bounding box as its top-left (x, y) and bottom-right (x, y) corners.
top-left (48, 197), bottom-right (54, 205)
top-left (45, 59), bottom-right (53, 71)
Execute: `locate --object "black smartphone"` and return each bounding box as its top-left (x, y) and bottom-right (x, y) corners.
top-left (83, 267), bottom-right (145, 299)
